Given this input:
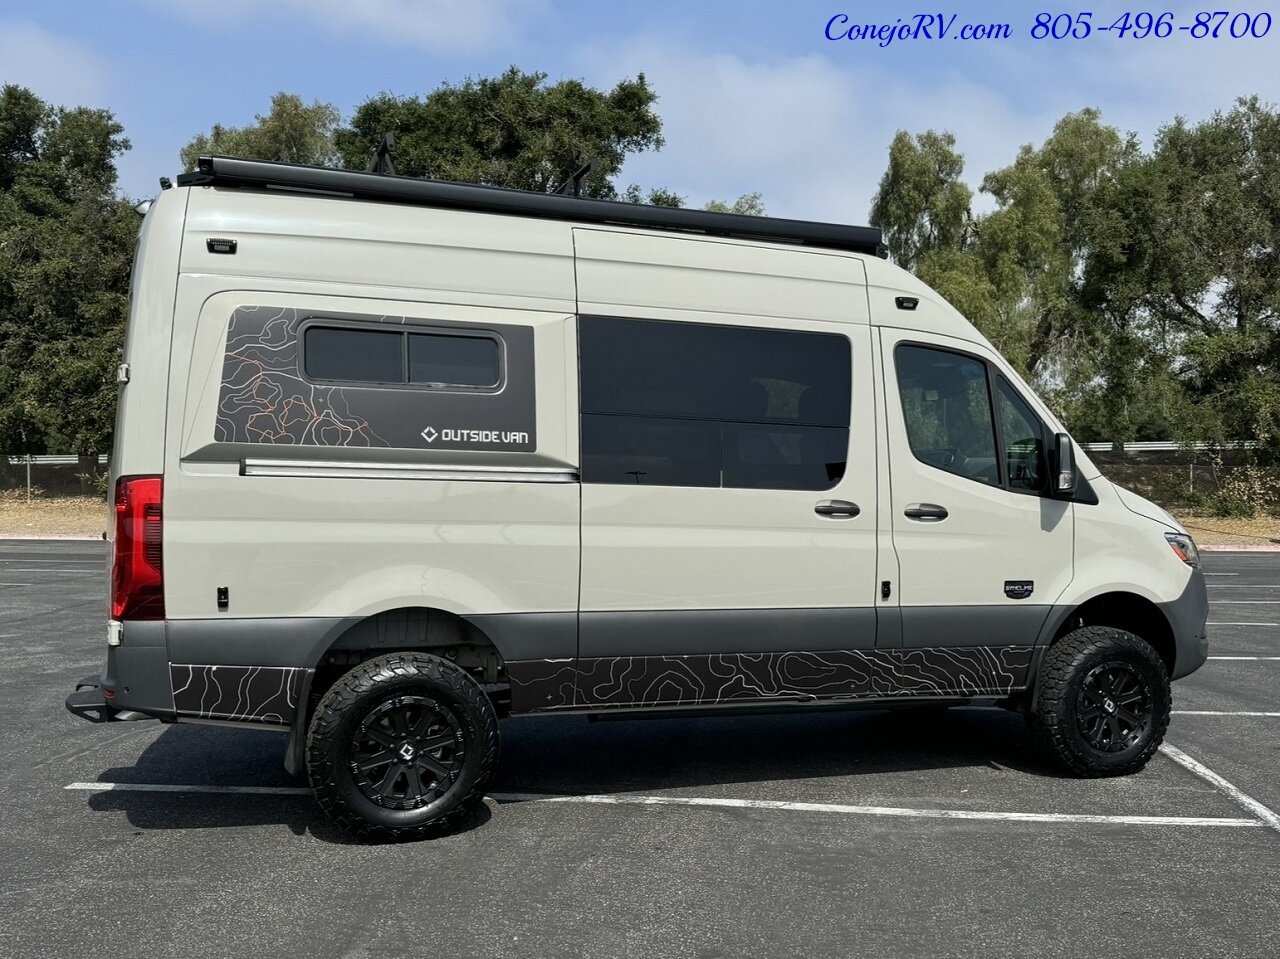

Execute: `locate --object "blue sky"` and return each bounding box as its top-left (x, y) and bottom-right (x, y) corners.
top-left (2, 0), bottom-right (1277, 220)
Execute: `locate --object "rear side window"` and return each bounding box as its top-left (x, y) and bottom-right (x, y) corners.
top-left (894, 345), bottom-right (999, 486)
top-left (305, 327), bottom-right (402, 383)
top-left (304, 325), bottom-right (502, 390)
top-left (580, 316), bottom-right (851, 490)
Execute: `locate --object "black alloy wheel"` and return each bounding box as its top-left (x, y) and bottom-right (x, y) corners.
top-left (350, 695), bottom-right (466, 811)
top-left (1074, 662), bottom-right (1154, 752)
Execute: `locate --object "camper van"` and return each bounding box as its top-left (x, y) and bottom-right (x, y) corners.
top-left (66, 156), bottom-right (1208, 840)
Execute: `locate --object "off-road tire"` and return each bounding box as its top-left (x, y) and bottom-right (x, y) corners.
top-left (1031, 626), bottom-right (1170, 777)
top-left (306, 652), bottom-right (499, 842)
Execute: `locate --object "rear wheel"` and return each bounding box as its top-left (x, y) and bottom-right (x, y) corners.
top-left (1031, 626), bottom-right (1170, 777)
top-left (306, 652), bottom-right (499, 841)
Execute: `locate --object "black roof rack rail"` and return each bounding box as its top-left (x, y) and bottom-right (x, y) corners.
top-left (176, 156), bottom-right (888, 258)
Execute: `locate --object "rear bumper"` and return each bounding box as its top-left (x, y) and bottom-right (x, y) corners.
top-left (64, 673), bottom-right (156, 724)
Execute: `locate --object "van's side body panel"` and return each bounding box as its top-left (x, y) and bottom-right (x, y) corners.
top-left (90, 181), bottom-right (1207, 733)
top-left (159, 189), bottom-right (582, 721)
top-left (562, 230), bottom-right (881, 709)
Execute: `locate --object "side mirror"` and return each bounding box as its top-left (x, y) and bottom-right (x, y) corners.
top-left (1053, 432), bottom-right (1076, 496)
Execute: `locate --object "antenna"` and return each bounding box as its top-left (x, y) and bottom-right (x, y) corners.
top-left (366, 133), bottom-right (397, 176)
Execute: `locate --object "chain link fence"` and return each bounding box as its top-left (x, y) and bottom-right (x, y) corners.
top-left (1, 455), bottom-right (109, 500)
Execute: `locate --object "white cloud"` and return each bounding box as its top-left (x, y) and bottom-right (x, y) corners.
top-left (572, 22), bottom-right (1280, 225)
top-left (147, 0), bottom-right (547, 53)
top-left (573, 37), bottom-right (1040, 223)
top-left (0, 19), bottom-right (113, 107)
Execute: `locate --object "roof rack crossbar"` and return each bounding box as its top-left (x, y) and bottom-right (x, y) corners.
top-left (176, 156), bottom-right (887, 257)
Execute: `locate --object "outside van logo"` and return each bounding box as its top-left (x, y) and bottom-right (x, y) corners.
top-left (421, 426), bottom-right (531, 446)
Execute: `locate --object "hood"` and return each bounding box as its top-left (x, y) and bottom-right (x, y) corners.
top-left (1114, 485), bottom-right (1184, 533)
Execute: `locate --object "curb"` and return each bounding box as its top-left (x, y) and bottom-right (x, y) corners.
top-left (1200, 545), bottom-right (1280, 552)
top-left (0, 534), bottom-right (104, 541)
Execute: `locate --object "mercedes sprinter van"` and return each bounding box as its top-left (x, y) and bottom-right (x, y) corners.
top-left (66, 156), bottom-right (1209, 840)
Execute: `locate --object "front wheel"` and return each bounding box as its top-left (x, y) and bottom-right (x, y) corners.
top-left (1031, 626), bottom-right (1170, 777)
top-left (306, 652), bottom-right (499, 841)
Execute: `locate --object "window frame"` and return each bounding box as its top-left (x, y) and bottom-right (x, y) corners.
top-left (299, 318), bottom-right (506, 394)
top-left (893, 340), bottom-right (1053, 498)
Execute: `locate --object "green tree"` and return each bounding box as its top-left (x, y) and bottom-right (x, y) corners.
top-left (704, 192), bottom-right (766, 216)
top-left (180, 92), bottom-right (341, 169)
top-left (870, 130), bottom-right (972, 271)
top-left (0, 85), bottom-right (135, 460)
top-left (336, 67), bottom-right (666, 198)
top-left (1138, 98), bottom-right (1280, 456)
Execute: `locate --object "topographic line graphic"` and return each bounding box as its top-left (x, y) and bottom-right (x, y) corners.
top-left (510, 647), bottom-right (1034, 710)
top-left (170, 664), bottom-right (304, 725)
top-left (216, 307), bottom-right (391, 448)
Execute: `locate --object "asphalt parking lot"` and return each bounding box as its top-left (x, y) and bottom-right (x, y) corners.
top-left (2, 541), bottom-right (1278, 958)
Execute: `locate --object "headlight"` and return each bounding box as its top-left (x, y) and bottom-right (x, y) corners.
top-left (1165, 532), bottom-right (1201, 568)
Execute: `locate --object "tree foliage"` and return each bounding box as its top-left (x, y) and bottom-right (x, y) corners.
top-left (180, 92), bottom-right (341, 169)
top-left (0, 85), bottom-right (135, 455)
top-left (335, 67), bottom-right (665, 198)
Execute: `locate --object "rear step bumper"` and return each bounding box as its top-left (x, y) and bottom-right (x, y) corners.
top-left (65, 674), bottom-right (152, 724)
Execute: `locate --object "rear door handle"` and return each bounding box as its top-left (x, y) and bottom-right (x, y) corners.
top-left (815, 500), bottom-right (860, 518)
top-left (904, 503), bottom-right (948, 521)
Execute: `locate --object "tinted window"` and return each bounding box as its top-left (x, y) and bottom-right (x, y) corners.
top-left (580, 317), bottom-right (851, 490)
top-left (409, 333), bottom-right (500, 388)
top-left (305, 327), bottom-right (402, 383)
top-left (996, 376), bottom-right (1047, 493)
top-left (580, 317), bottom-right (850, 426)
top-left (895, 345), bottom-right (998, 486)
top-left (581, 415), bottom-right (720, 487)
top-left (304, 324), bottom-right (503, 390)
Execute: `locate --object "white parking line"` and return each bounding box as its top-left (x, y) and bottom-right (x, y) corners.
top-left (60, 782), bottom-right (1262, 828)
top-left (1173, 710), bottom-right (1280, 717)
top-left (1208, 656), bottom-right (1280, 660)
top-left (1160, 744), bottom-right (1280, 834)
top-left (66, 782), bottom-right (309, 796)
top-left (1208, 623), bottom-right (1279, 627)
top-left (0, 583), bottom-right (35, 587)
top-left (5, 568), bottom-right (99, 573)
top-left (1209, 585), bottom-right (1280, 589)
top-left (1205, 573), bottom-right (1240, 576)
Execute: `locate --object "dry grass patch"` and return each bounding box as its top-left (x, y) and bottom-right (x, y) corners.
top-left (1172, 513), bottom-right (1280, 547)
top-left (0, 494), bottom-right (106, 537)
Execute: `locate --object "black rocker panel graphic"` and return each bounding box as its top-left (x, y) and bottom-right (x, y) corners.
top-left (171, 664), bottom-right (305, 725)
top-left (507, 647), bottom-right (1036, 711)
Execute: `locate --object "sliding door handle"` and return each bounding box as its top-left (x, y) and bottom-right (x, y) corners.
top-left (815, 500), bottom-right (860, 518)
top-left (904, 503), bottom-right (948, 521)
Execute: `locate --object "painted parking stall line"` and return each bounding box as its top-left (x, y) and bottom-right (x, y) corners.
top-left (1173, 710), bottom-right (1280, 717)
top-left (62, 782), bottom-right (1263, 829)
top-left (1159, 745), bottom-right (1280, 834)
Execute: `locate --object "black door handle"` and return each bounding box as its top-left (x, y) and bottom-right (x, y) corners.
top-left (815, 500), bottom-right (860, 518)
top-left (904, 503), bottom-right (948, 521)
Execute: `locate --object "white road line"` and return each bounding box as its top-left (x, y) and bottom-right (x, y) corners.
top-left (0, 583), bottom-right (35, 587)
top-left (65, 782), bottom-right (310, 796)
top-left (1205, 573), bottom-right (1240, 576)
top-left (1160, 744), bottom-right (1280, 834)
top-left (1205, 601), bottom-right (1280, 604)
top-left (1208, 622), bottom-right (1279, 626)
top-left (1173, 710), bottom-right (1280, 717)
top-left (5, 568), bottom-right (99, 573)
top-left (61, 782), bottom-right (1261, 828)
top-left (1208, 656), bottom-right (1280, 660)
top-left (1208, 585), bottom-right (1280, 589)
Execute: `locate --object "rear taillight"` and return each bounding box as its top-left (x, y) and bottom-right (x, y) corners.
top-left (111, 475), bottom-right (164, 620)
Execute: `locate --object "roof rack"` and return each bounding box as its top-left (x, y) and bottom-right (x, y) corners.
top-left (176, 156), bottom-right (887, 258)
